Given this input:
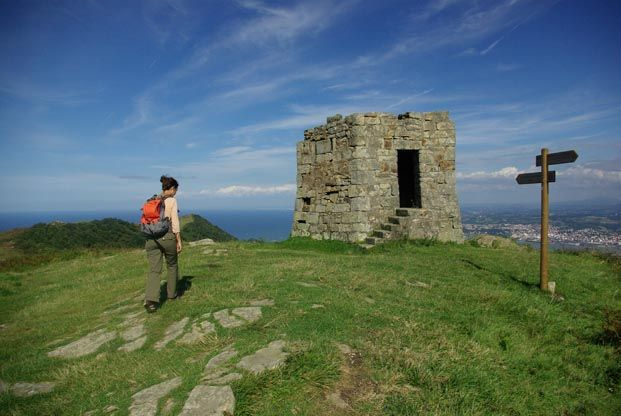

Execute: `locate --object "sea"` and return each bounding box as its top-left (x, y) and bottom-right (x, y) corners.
top-left (1, 207), bottom-right (618, 254)
top-left (0, 210), bottom-right (294, 242)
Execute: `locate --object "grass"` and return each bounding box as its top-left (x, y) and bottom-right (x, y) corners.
top-left (0, 238), bottom-right (619, 415)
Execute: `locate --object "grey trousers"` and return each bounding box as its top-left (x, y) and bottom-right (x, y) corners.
top-left (145, 233), bottom-right (178, 303)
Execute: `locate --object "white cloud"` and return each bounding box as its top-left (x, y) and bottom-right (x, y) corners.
top-left (457, 166), bottom-right (519, 180)
top-left (206, 183), bottom-right (296, 196)
top-left (480, 36), bottom-right (504, 55)
top-left (212, 146), bottom-right (253, 157)
top-left (454, 93), bottom-right (621, 146)
top-left (110, 94), bottom-right (153, 135)
top-left (368, 0), bottom-right (558, 64)
top-left (230, 0), bottom-right (355, 46)
top-left (561, 165), bottom-right (621, 184)
top-left (176, 0), bottom-right (355, 77)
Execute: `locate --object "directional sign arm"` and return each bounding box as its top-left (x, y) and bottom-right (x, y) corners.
top-left (516, 171), bottom-right (556, 185)
top-left (536, 150), bottom-right (578, 167)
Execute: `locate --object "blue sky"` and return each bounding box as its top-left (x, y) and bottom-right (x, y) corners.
top-left (1, 0), bottom-right (620, 213)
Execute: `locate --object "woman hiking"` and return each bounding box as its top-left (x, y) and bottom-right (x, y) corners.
top-left (144, 175), bottom-right (182, 313)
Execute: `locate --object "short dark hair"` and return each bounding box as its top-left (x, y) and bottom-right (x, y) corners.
top-left (160, 175), bottom-right (179, 191)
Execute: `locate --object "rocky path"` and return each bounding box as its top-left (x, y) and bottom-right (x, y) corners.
top-left (33, 298), bottom-right (290, 415)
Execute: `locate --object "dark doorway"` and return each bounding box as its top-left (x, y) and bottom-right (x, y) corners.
top-left (397, 150), bottom-right (421, 208)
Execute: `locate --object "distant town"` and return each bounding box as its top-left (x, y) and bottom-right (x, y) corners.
top-left (463, 223), bottom-right (621, 253)
top-left (461, 203), bottom-right (621, 254)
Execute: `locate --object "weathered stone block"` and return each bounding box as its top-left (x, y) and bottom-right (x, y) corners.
top-left (351, 197), bottom-right (370, 211)
top-left (315, 139), bottom-right (332, 154)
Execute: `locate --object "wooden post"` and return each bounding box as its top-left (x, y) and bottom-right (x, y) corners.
top-left (516, 148), bottom-right (577, 292)
top-left (540, 148), bottom-right (549, 291)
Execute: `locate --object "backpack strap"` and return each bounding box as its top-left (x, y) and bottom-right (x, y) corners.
top-left (159, 195), bottom-right (170, 221)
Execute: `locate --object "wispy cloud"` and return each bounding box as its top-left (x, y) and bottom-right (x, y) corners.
top-left (561, 165), bottom-right (621, 184)
top-left (231, 0), bottom-right (354, 46)
top-left (387, 89), bottom-right (435, 109)
top-left (372, 0), bottom-right (557, 63)
top-left (158, 145), bottom-right (296, 192)
top-left (454, 92), bottom-right (621, 146)
top-left (480, 36), bottom-right (504, 55)
top-left (109, 94), bottom-right (153, 135)
top-left (173, 0), bottom-right (355, 78)
top-left (457, 166), bottom-right (519, 180)
top-left (110, 0), bottom-right (356, 138)
top-left (141, 0), bottom-right (195, 45)
top-left (207, 183), bottom-right (296, 196)
top-left (230, 104), bottom-right (363, 136)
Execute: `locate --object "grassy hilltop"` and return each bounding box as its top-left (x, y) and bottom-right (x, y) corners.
top-left (0, 214), bottom-right (236, 271)
top-left (0, 238), bottom-right (619, 415)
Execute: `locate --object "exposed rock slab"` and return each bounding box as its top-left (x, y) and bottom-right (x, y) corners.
top-left (249, 298), bottom-right (274, 306)
top-left (121, 322), bottom-right (146, 342)
top-left (230, 307), bottom-right (262, 323)
top-left (129, 377), bottom-right (182, 416)
top-left (154, 317), bottom-right (189, 350)
top-left (179, 385), bottom-right (235, 416)
top-left (48, 328), bottom-right (117, 358)
top-left (236, 340), bottom-right (288, 375)
top-left (213, 309), bottom-right (244, 328)
top-left (204, 373), bottom-right (243, 385)
top-left (118, 335), bottom-right (147, 352)
top-left (10, 382), bottom-right (56, 397)
top-left (204, 350), bottom-right (238, 372)
top-left (188, 238), bottom-right (215, 246)
top-left (178, 320), bottom-right (215, 345)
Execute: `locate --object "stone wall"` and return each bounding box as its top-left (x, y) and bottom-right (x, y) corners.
top-left (291, 111), bottom-right (464, 243)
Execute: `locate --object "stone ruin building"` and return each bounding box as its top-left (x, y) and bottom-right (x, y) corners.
top-left (291, 111), bottom-right (464, 245)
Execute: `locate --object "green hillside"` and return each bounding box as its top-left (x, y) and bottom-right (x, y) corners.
top-left (0, 239), bottom-right (619, 415)
top-left (180, 214), bottom-right (237, 242)
top-left (14, 218), bottom-right (145, 252)
top-left (9, 214), bottom-right (235, 254)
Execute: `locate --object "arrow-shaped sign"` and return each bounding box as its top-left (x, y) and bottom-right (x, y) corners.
top-left (516, 171), bottom-right (556, 185)
top-left (536, 150), bottom-right (578, 167)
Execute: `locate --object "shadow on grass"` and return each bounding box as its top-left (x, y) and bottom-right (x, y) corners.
top-left (159, 275), bottom-right (194, 305)
top-left (460, 259), bottom-right (539, 290)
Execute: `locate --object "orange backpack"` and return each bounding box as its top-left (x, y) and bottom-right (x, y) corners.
top-left (140, 195), bottom-right (170, 238)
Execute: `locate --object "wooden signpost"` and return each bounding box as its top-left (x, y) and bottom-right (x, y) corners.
top-left (516, 148), bottom-right (578, 291)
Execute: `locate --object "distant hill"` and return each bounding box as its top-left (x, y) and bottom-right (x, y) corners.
top-left (180, 214), bottom-right (237, 242)
top-left (14, 218), bottom-right (144, 252)
top-left (11, 214), bottom-right (236, 253)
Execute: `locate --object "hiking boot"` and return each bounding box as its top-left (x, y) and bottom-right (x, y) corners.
top-left (144, 301), bottom-right (159, 313)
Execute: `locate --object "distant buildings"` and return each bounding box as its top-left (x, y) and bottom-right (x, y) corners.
top-left (463, 223), bottom-right (621, 253)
